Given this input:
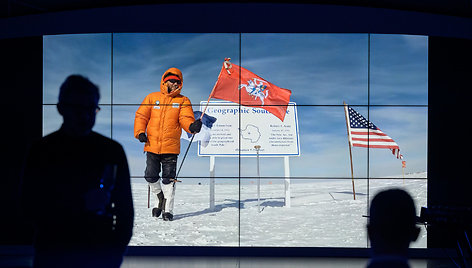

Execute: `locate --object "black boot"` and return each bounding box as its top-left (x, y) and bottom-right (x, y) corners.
top-left (152, 192), bottom-right (165, 218)
top-left (157, 192), bottom-right (164, 210)
top-left (152, 207), bottom-right (161, 217)
top-left (163, 212), bottom-right (173, 221)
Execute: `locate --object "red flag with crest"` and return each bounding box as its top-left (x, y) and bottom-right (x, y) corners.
top-left (209, 59), bottom-right (292, 121)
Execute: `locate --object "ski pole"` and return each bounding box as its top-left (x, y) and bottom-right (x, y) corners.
top-left (175, 111), bottom-right (205, 181)
top-left (147, 185), bottom-right (150, 208)
top-left (174, 58), bottom-right (229, 180)
top-left (175, 134), bottom-right (195, 180)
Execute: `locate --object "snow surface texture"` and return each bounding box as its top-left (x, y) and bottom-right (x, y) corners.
top-left (129, 172), bottom-right (427, 248)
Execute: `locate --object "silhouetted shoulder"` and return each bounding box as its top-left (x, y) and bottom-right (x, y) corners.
top-left (89, 131), bottom-right (125, 150)
top-left (37, 130), bottom-right (124, 153)
top-left (85, 131), bottom-right (128, 164)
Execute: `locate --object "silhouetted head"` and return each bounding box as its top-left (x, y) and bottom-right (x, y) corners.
top-left (57, 75), bottom-right (100, 136)
top-left (367, 188), bottom-right (420, 256)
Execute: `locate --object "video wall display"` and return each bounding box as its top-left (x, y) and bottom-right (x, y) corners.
top-left (43, 33), bottom-right (428, 247)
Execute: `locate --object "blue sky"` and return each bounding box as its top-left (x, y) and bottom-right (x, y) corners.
top-left (43, 33), bottom-right (428, 180)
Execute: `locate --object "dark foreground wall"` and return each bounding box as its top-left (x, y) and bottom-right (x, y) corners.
top-left (428, 36), bottom-right (472, 248)
top-left (1, 37), bottom-right (42, 244)
top-left (1, 3), bottom-right (472, 251)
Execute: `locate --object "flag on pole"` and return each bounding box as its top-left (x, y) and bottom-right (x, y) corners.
top-left (181, 111), bottom-right (217, 148)
top-left (209, 59), bottom-right (291, 121)
top-left (346, 105), bottom-right (403, 159)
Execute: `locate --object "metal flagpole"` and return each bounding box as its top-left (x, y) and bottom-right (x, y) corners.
top-left (284, 156), bottom-right (291, 207)
top-left (209, 156), bottom-right (215, 209)
top-left (402, 160), bottom-right (406, 184)
top-left (343, 101), bottom-right (356, 200)
top-left (255, 145), bottom-right (261, 213)
top-left (402, 165), bottom-right (405, 184)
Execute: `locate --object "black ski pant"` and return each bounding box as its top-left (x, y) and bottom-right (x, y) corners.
top-left (144, 152), bottom-right (177, 185)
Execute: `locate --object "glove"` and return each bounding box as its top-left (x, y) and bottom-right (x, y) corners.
top-left (189, 119), bottom-right (202, 133)
top-left (138, 133), bottom-right (147, 143)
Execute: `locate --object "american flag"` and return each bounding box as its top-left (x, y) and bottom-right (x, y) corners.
top-left (345, 105), bottom-right (403, 159)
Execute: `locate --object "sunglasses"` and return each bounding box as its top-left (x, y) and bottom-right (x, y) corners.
top-left (166, 79), bottom-right (181, 85)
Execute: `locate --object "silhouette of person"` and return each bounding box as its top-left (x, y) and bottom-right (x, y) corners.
top-left (366, 188), bottom-right (420, 268)
top-left (21, 75), bottom-right (134, 268)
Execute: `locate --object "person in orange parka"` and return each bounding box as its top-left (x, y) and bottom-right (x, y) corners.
top-left (134, 67), bottom-right (202, 221)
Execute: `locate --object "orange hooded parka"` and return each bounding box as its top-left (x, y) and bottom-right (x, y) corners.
top-left (134, 68), bottom-right (195, 155)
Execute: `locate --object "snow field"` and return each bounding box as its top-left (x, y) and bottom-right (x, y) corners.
top-left (129, 173), bottom-right (427, 248)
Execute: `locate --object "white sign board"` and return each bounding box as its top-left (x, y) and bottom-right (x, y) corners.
top-left (198, 101), bottom-right (300, 157)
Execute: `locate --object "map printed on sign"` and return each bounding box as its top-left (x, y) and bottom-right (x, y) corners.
top-left (198, 101), bottom-right (300, 157)
top-left (241, 124), bottom-right (261, 143)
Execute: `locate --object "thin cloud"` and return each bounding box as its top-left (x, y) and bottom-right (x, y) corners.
top-left (43, 33), bottom-right (428, 179)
